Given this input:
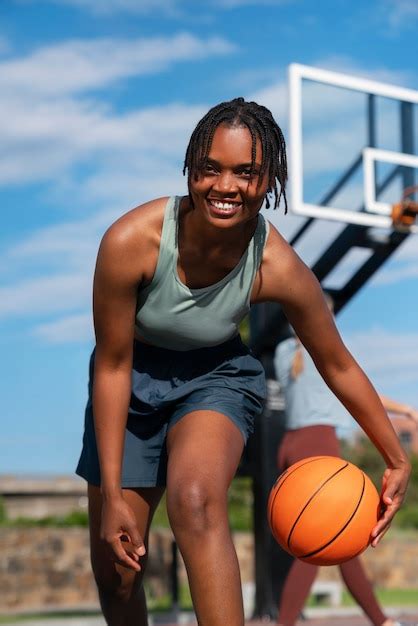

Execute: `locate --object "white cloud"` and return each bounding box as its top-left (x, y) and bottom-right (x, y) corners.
top-left (0, 32), bottom-right (220, 333)
top-left (34, 313), bottom-right (93, 343)
top-left (17, 0), bottom-right (184, 16)
top-left (363, 234), bottom-right (418, 286)
top-left (389, 235), bottom-right (418, 262)
top-left (215, 0), bottom-right (291, 6)
top-left (345, 328), bottom-right (418, 392)
top-left (0, 99), bottom-right (205, 186)
top-left (372, 260), bottom-right (418, 286)
top-left (250, 80), bottom-right (288, 129)
top-left (6, 211), bottom-right (108, 268)
top-left (79, 168), bottom-right (187, 209)
top-left (0, 36), bottom-right (11, 56)
top-left (0, 33), bottom-right (224, 187)
top-left (384, 0), bottom-right (418, 29)
top-left (0, 34), bottom-right (236, 97)
top-left (0, 274), bottom-right (91, 317)
top-left (18, 0), bottom-right (294, 15)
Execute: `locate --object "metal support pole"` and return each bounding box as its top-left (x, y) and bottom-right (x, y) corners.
top-left (400, 101), bottom-right (415, 191)
top-left (170, 540), bottom-right (179, 617)
top-left (250, 368), bottom-right (293, 620)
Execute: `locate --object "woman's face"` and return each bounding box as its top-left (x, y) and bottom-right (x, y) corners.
top-left (188, 123), bottom-right (269, 229)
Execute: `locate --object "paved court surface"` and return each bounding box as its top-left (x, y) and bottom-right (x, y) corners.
top-left (1, 608), bottom-right (418, 626)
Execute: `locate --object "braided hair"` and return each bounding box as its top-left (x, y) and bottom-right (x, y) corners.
top-left (183, 97), bottom-right (288, 211)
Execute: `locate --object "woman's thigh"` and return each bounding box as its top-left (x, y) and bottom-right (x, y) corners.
top-left (166, 409), bottom-right (245, 517)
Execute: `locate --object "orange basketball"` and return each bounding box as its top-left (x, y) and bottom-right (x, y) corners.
top-left (267, 456), bottom-right (381, 565)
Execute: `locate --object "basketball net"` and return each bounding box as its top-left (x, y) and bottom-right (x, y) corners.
top-left (391, 185), bottom-right (418, 227)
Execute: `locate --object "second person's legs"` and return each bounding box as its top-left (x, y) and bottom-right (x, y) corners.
top-left (339, 558), bottom-right (387, 626)
top-left (277, 426), bottom-right (392, 626)
top-left (277, 559), bottom-right (318, 626)
top-left (277, 426), bottom-right (340, 625)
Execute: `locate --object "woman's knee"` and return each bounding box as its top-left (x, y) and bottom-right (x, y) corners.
top-left (167, 479), bottom-right (227, 535)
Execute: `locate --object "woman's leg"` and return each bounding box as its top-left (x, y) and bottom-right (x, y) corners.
top-left (339, 557), bottom-right (387, 626)
top-left (277, 559), bottom-right (319, 626)
top-left (277, 426), bottom-right (340, 625)
top-left (88, 484), bottom-right (164, 626)
top-left (166, 409), bottom-right (246, 626)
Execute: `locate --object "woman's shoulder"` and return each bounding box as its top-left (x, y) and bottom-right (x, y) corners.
top-left (95, 197), bottom-right (175, 282)
top-left (252, 219), bottom-right (317, 304)
top-left (111, 196), bottom-right (169, 235)
top-left (259, 220), bottom-right (301, 277)
top-left (101, 196), bottom-right (171, 250)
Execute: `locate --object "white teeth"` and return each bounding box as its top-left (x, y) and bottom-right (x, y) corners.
top-left (211, 201), bottom-right (239, 210)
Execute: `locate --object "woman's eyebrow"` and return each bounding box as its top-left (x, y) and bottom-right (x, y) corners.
top-left (205, 157), bottom-right (262, 168)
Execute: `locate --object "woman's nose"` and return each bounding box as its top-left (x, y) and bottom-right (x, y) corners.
top-left (212, 171), bottom-right (238, 194)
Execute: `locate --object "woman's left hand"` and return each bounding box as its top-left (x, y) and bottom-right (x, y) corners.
top-left (370, 464), bottom-right (411, 547)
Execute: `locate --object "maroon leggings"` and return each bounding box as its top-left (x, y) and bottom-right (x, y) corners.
top-left (277, 425), bottom-right (386, 626)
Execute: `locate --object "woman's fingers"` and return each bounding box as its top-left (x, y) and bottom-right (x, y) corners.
top-left (101, 498), bottom-right (147, 571)
top-left (123, 521), bottom-right (147, 557)
top-left (370, 465), bottom-right (410, 546)
top-left (111, 536), bottom-right (142, 571)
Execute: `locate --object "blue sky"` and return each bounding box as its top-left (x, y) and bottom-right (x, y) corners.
top-left (1, 0), bottom-right (417, 475)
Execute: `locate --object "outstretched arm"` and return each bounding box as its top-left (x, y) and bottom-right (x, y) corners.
top-left (255, 227), bottom-right (411, 545)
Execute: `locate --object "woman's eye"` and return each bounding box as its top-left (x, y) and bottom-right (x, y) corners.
top-left (241, 169), bottom-right (258, 178)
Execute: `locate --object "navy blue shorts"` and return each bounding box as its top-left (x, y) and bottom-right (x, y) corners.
top-left (75, 335), bottom-right (266, 487)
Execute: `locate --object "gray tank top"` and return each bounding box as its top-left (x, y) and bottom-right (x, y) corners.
top-left (135, 195), bottom-right (269, 351)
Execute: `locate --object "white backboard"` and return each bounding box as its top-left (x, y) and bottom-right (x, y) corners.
top-left (288, 63), bottom-right (418, 233)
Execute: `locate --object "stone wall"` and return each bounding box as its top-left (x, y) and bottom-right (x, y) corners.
top-left (0, 527), bottom-right (417, 613)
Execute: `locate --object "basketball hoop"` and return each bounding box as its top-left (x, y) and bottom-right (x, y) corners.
top-left (391, 185), bottom-right (418, 227)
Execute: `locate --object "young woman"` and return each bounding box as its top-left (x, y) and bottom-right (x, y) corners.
top-left (76, 98), bottom-right (411, 626)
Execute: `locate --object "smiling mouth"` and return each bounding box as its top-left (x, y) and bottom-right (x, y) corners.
top-left (207, 199), bottom-right (243, 215)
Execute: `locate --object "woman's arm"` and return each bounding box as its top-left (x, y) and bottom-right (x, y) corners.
top-left (91, 216), bottom-right (148, 571)
top-left (256, 228), bottom-right (411, 545)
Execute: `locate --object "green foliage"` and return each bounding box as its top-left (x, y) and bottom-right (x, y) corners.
top-left (0, 496), bottom-right (7, 523)
top-left (306, 587), bottom-right (418, 608)
top-left (0, 477), bottom-right (254, 531)
top-left (151, 477), bottom-right (254, 531)
top-left (228, 476), bottom-right (253, 531)
top-left (152, 494), bottom-right (170, 529)
top-left (394, 504), bottom-right (418, 529)
top-left (3, 444), bottom-right (416, 533)
top-left (405, 454), bottom-right (418, 507)
top-left (1, 509), bottom-right (89, 528)
top-left (340, 437), bottom-right (385, 490)
top-left (341, 587), bottom-right (418, 607)
top-left (239, 315), bottom-right (250, 345)
top-left (144, 582), bottom-right (193, 612)
top-left (341, 438), bottom-right (418, 528)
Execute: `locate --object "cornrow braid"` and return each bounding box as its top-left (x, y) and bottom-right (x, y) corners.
top-left (183, 97), bottom-right (288, 212)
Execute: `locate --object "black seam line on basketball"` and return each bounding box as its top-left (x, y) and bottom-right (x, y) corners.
top-left (298, 472), bottom-right (366, 559)
top-left (287, 462), bottom-right (349, 550)
top-left (269, 457), bottom-right (334, 531)
top-left (268, 457), bottom-right (338, 532)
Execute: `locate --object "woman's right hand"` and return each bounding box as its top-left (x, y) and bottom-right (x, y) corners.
top-left (100, 495), bottom-right (146, 571)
